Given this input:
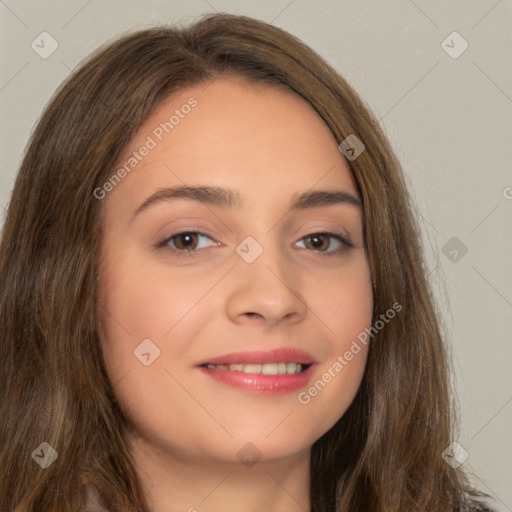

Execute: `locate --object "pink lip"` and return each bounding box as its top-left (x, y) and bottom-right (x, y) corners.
top-left (196, 348), bottom-right (318, 394)
top-left (198, 364), bottom-right (316, 394)
top-left (197, 347), bottom-right (317, 366)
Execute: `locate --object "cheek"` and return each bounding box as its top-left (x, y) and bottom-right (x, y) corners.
top-left (98, 249), bottom-right (199, 389)
top-left (296, 259), bottom-right (372, 422)
top-left (99, 250), bottom-right (208, 349)
top-left (316, 253), bottom-right (374, 343)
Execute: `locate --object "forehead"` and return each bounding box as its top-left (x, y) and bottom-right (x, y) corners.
top-left (105, 75), bottom-right (357, 215)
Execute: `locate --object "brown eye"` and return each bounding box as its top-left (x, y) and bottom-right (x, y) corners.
top-left (172, 232), bottom-right (199, 251)
top-left (295, 232), bottom-right (353, 256)
top-left (303, 234), bottom-right (330, 251)
top-left (157, 231), bottom-right (220, 259)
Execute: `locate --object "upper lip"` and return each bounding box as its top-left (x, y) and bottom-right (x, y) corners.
top-left (198, 347), bottom-right (317, 366)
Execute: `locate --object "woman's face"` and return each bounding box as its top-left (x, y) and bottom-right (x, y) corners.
top-left (99, 75), bottom-right (373, 466)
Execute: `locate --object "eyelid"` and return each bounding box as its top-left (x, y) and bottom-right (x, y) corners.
top-left (155, 228), bottom-right (353, 259)
top-left (294, 231), bottom-right (353, 255)
top-left (155, 230), bottom-right (219, 255)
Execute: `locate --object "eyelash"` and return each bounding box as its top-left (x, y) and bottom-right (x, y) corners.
top-left (155, 229), bottom-right (354, 260)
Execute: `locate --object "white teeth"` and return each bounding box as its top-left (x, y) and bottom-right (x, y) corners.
top-left (262, 363), bottom-right (278, 375)
top-left (205, 362), bottom-right (306, 374)
top-left (243, 364), bottom-right (262, 373)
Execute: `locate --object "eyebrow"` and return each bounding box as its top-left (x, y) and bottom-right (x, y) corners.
top-left (132, 184), bottom-right (362, 220)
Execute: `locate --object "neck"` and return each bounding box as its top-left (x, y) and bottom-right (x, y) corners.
top-left (128, 435), bottom-right (311, 512)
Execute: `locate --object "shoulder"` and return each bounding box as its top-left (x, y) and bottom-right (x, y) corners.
top-left (466, 493), bottom-right (506, 512)
top-left (80, 482), bottom-right (110, 512)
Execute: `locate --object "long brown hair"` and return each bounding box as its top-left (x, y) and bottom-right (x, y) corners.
top-left (0, 12), bottom-right (492, 512)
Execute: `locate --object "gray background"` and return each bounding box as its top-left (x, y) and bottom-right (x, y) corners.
top-left (1, 1), bottom-right (511, 509)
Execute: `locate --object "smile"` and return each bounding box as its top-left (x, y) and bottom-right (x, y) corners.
top-left (201, 362), bottom-right (309, 374)
top-left (196, 348), bottom-right (317, 393)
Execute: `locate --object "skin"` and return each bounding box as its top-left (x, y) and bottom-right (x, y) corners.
top-left (98, 75), bottom-right (373, 512)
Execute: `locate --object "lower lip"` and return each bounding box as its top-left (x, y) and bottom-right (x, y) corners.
top-left (197, 365), bottom-right (316, 394)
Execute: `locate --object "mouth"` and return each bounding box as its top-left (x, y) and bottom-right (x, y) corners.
top-left (199, 362), bottom-right (311, 374)
top-left (196, 348), bottom-right (317, 394)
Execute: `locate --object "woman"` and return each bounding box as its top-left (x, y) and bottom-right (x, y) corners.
top-left (0, 12), bottom-right (499, 512)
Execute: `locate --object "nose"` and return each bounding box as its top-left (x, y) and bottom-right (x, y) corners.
top-left (225, 241), bottom-right (307, 327)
